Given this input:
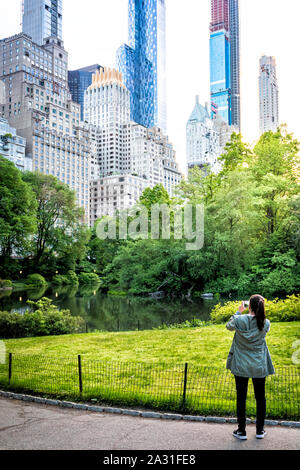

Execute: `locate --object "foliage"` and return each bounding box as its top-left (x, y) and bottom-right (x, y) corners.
top-left (0, 279), bottom-right (13, 288)
top-left (26, 274), bottom-right (47, 287)
top-left (0, 297), bottom-right (84, 338)
top-left (52, 270), bottom-right (78, 286)
top-left (0, 156), bottom-right (36, 273)
top-left (77, 272), bottom-right (101, 285)
top-left (21, 172), bottom-right (86, 272)
top-left (210, 295), bottom-right (300, 324)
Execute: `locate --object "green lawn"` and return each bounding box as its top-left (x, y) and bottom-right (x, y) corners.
top-left (1, 323), bottom-right (299, 419)
top-left (3, 322), bottom-right (299, 367)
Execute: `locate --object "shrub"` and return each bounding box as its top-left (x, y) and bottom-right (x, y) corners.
top-left (26, 273), bottom-right (47, 287)
top-left (78, 272), bottom-right (100, 285)
top-left (210, 295), bottom-right (300, 324)
top-left (52, 274), bottom-right (69, 286)
top-left (0, 279), bottom-right (13, 288)
top-left (52, 271), bottom-right (78, 286)
top-left (0, 297), bottom-right (84, 339)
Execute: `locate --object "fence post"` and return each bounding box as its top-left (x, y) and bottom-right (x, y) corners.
top-left (78, 355), bottom-right (83, 395)
top-left (8, 353), bottom-right (12, 385)
top-left (181, 362), bottom-right (188, 411)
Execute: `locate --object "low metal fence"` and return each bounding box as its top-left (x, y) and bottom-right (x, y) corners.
top-left (0, 353), bottom-right (299, 419)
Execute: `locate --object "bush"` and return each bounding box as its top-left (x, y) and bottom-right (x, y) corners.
top-left (52, 270), bottom-right (78, 286)
top-left (0, 279), bottom-right (13, 288)
top-left (0, 297), bottom-right (84, 338)
top-left (210, 295), bottom-right (300, 324)
top-left (26, 274), bottom-right (47, 287)
top-left (78, 272), bottom-right (100, 285)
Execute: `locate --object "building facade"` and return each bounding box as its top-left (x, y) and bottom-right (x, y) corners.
top-left (186, 96), bottom-right (237, 174)
top-left (186, 96), bottom-right (222, 174)
top-left (90, 174), bottom-right (148, 224)
top-left (68, 64), bottom-right (104, 121)
top-left (210, 0), bottom-right (241, 130)
top-left (259, 55), bottom-right (279, 135)
top-left (117, 0), bottom-right (167, 133)
top-left (84, 68), bottom-right (131, 178)
top-left (229, 0), bottom-right (240, 130)
top-left (0, 33), bottom-right (91, 220)
top-left (22, 0), bottom-right (63, 46)
top-left (85, 68), bottom-right (181, 223)
top-left (0, 116), bottom-right (31, 171)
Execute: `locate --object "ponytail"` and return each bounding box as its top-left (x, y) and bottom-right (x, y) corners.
top-left (249, 294), bottom-right (266, 331)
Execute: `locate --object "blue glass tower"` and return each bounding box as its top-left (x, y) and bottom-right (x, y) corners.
top-left (117, 0), bottom-right (167, 133)
top-left (210, 29), bottom-right (232, 125)
top-left (68, 65), bottom-right (104, 121)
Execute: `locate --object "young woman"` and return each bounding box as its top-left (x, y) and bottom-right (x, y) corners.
top-left (226, 294), bottom-right (275, 440)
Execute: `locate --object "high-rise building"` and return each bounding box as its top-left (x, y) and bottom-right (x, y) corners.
top-left (186, 96), bottom-right (238, 175)
top-left (210, 0), bottom-right (240, 130)
top-left (85, 68), bottom-right (181, 224)
top-left (0, 33), bottom-right (91, 220)
top-left (259, 55), bottom-right (279, 135)
top-left (68, 64), bottom-right (104, 121)
top-left (22, 0), bottom-right (63, 46)
top-left (229, 0), bottom-right (240, 130)
top-left (84, 68), bottom-right (131, 177)
top-left (117, 0), bottom-right (167, 133)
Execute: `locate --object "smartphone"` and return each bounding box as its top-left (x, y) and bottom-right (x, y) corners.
top-left (243, 301), bottom-right (249, 307)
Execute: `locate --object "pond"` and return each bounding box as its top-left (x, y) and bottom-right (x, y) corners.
top-left (0, 285), bottom-right (229, 332)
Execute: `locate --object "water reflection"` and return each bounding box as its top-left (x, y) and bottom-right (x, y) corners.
top-left (0, 284), bottom-right (222, 332)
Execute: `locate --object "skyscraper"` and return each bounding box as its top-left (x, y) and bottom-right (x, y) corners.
top-left (229, 0), bottom-right (240, 130)
top-left (259, 56), bottom-right (279, 135)
top-left (117, 0), bottom-right (167, 133)
top-left (209, 0), bottom-right (240, 130)
top-left (22, 0), bottom-right (63, 46)
top-left (68, 65), bottom-right (104, 121)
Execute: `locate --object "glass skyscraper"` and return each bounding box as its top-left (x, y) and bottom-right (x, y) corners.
top-left (22, 0), bottom-right (63, 46)
top-left (209, 0), bottom-right (240, 130)
top-left (68, 65), bottom-right (104, 121)
top-left (117, 0), bottom-right (167, 133)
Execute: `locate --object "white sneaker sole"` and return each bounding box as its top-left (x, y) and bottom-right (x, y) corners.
top-left (233, 434), bottom-right (247, 440)
top-left (256, 432), bottom-right (267, 439)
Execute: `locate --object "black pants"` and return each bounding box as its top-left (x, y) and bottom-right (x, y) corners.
top-left (235, 376), bottom-right (266, 432)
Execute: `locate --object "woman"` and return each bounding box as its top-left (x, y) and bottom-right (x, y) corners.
top-left (226, 294), bottom-right (275, 440)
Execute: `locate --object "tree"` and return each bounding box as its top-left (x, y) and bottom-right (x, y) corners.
top-left (218, 132), bottom-right (252, 175)
top-left (0, 156), bottom-right (36, 272)
top-left (22, 172), bottom-right (85, 269)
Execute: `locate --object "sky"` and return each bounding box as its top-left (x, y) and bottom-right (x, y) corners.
top-left (0, 0), bottom-right (299, 175)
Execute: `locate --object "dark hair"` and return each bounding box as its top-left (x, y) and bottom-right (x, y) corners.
top-left (249, 294), bottom-right (266, 331)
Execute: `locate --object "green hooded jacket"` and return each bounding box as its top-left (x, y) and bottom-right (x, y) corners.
top-left (226, 311), bottom-right (275, 378)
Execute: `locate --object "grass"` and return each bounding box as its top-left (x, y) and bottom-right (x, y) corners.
top-left (2, 322), bottom-right (299, 367)
top-left (0, 323), bottom-right (299, 419)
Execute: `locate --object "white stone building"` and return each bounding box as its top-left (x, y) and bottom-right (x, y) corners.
top-left (186, 96), bottom-right (237, 175)
top-left (85, 68), bottom-right (182, 224)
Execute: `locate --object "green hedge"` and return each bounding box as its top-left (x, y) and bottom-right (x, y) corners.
top-left (0, 297), bottom-right (84, 339)
top-left (210, 295), bottom-right (300, 324)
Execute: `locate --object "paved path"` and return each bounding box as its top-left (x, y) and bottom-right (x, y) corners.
top-left (0, 397), bottom-right (299, 450)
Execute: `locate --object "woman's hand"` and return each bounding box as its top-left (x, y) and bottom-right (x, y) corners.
top-left (238, 302), bottom-right (246, 313)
